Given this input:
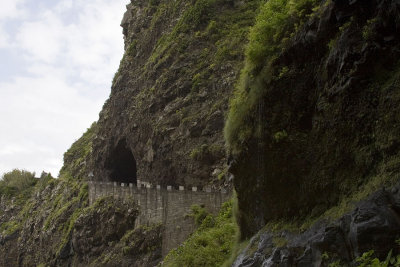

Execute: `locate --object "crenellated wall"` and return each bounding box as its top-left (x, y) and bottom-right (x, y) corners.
top-left (88, 180), bottom-right (230, 256)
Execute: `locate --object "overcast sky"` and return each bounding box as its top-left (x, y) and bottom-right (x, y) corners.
top-left (0, 0), bottom-right (129, 177)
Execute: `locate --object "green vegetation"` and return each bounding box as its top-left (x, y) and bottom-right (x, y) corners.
top-left (190, 144), bottom-right (224, 162)
top-left (0, 169), bottom-right (36, 197)
top-left (0, 220), bottom-right (20, 236)
top-left (189, 204), bottom-right (210, 226)
top-left (163, 201), bottom-right (238, 267)
top-left (60, 122), bottom-right (97, 178)
top-left (362, 17), bottom-right (378, 40)
top-left (356, 249), bottom-right (400, 267)
top-left (225, 0), bottom-right (318, 154)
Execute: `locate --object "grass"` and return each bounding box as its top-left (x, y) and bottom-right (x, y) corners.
top-left (189, 144), bottom-right (224, 161)
top-left (60, 121), bottom-right (97, 178)
top-left (163, 200), bottom-right (238, 267)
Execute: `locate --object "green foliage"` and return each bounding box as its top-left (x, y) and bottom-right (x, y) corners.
top-left (60, 122), bottom-right (97, 178)
top-left (246, 0), bottom-right (317, 71)
top-left (273, 130), bottom-right (288, 142)
top-left (272, 236), bottom-right (287, 247)
top-left (127, 40), bottom-right (138, 56)
top-left (356, 250), bottom-right (400, 267)
top-left (225, 0), bottom-right (318, 154)
top-left (190, 144), bottom-right (225, 161)
top-left (163, 201), bottom-right (237, 267)
top-left (1, 169), bottom-right (36, 192)
top-left (362, 17), bottom-right (378, 40)
top-left (150, 0), bottom-right (218, 63)
top-left (189, 204), bottom-right (210, 226)
top-left (0, 169), bottom-right (36, 198)
top-left (0, 220), bottom-right (20, 236)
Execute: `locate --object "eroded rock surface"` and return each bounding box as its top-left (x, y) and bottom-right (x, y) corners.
top-left (233, 183), bottom-right (400, 266)
top-left (90, 0), bottom-right (260, 188)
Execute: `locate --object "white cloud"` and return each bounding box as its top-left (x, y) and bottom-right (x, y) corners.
top-left (0, 0), bottom-right (26, 20)
top-left (0, 0), bottom-right (27, 48)
top-left (0, 0), bottom-right (129, 176)
top-left (16, 13), bottom-right (63, 63)
top-left (0, 27), bottom-right (9, 47)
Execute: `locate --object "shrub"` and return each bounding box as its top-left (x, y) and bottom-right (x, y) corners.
top-left (190, 204), bottom-right (210, 226)
top-left (163, 201), bottom-right (237, 267)
top-left (0, 169), bottom-right (36, 196)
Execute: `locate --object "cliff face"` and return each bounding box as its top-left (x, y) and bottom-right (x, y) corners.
top-left (90, 0), bottom-right (260, 188)
top-left (226, 0), bottom-right (400, 238)
top-left (2, 0), bottom-right (400, 266)
top-left (0, 129), bottom-right (162, 267)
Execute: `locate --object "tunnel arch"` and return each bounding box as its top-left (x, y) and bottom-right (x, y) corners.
top-left (105, 138), bottom-right (137, 184)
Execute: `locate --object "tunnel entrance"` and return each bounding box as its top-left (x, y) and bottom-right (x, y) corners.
top-left (105, 139), bottom-right (137, 184)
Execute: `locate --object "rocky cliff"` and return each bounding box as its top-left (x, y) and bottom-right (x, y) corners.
top-left (226, 0), bottom-right (400, 238)
top-left (1, 0), bottom-right (400, 266)
top-left (90, 0), bottom-right (261, 188)
top-left (0, 129), bottom-right (162, 266)
top-left (1, 1), bottom-right (262, 265)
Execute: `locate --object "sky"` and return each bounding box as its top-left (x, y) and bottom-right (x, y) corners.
top-left (0, 0), bottom-right (129, 177)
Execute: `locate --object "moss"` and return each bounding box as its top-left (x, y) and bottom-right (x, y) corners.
top-left (127, 40), bottom-right (138, 56)
top-left (190, 144), bottom-right (225, 162)
top-left (60, 122), bottom-right (97, 179)
top-left (225, 0), bottom-right (318, 155)
top-left (0, 220), bottom-right (20, 236)
top-left (272, 236), bottom-right (288, 248)
top-left (362, 17), bottom-right (379, 40)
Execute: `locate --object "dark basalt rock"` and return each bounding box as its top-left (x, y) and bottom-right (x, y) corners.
top-left (231, 0), bottom-right (400, 238)
top-left (233, 183), bottom-right (400, 266)
top-left (90, 0), bottom-right (257, 188)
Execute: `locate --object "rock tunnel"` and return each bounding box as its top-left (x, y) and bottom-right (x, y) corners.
top-left (105, 139), bottom-right (137, 184)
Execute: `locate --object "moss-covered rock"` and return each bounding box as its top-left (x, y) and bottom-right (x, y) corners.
top-left (226, 0), bottom-right (400, 238)
top-left (91, 0), bottom-right (261, 188)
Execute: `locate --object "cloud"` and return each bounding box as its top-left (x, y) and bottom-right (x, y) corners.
top-left (0, 27), bottom-right (9, 47)
top-left (0, 0), bottom-right (129, 176)
top-left (0, 0), bottom-right (26, 20)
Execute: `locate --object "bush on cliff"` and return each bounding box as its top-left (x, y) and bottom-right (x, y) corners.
top-left (163, 200), bottom-right (237, 267)
top-left (0, 169), bottom-right (36, 197)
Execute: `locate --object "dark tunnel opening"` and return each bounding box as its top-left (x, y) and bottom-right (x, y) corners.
top-left (105, 139), bottom-right (137, 184)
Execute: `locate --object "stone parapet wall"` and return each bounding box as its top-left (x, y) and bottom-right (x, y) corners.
top-left (88, 181), bottom-right (230, 256)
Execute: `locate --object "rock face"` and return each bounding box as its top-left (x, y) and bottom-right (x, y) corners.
top-left (71, 197), bottom-right (162, 267)
top-left (228, 0), bottom-right (400, 238)
top-left (90, 0), bottom-right (260, 188)
top-left (0, 180), bottom-right (162, 267)
top-left (233, 183), bottom-right (400, 266)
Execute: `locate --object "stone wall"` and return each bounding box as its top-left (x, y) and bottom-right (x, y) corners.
top-left (88, 181), bottom-right (230, 256)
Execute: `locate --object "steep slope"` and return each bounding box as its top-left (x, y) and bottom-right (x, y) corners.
top-left (0, 126), bottom-right (162, 266)
top-left (2, 0), bottom-right (399, 266)
top-left (2, 1), bottom-right (264, 265)
top-left (225, 0), bottom-right (400, 242)
top-left (90, 0), bottom-right (261, 188)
